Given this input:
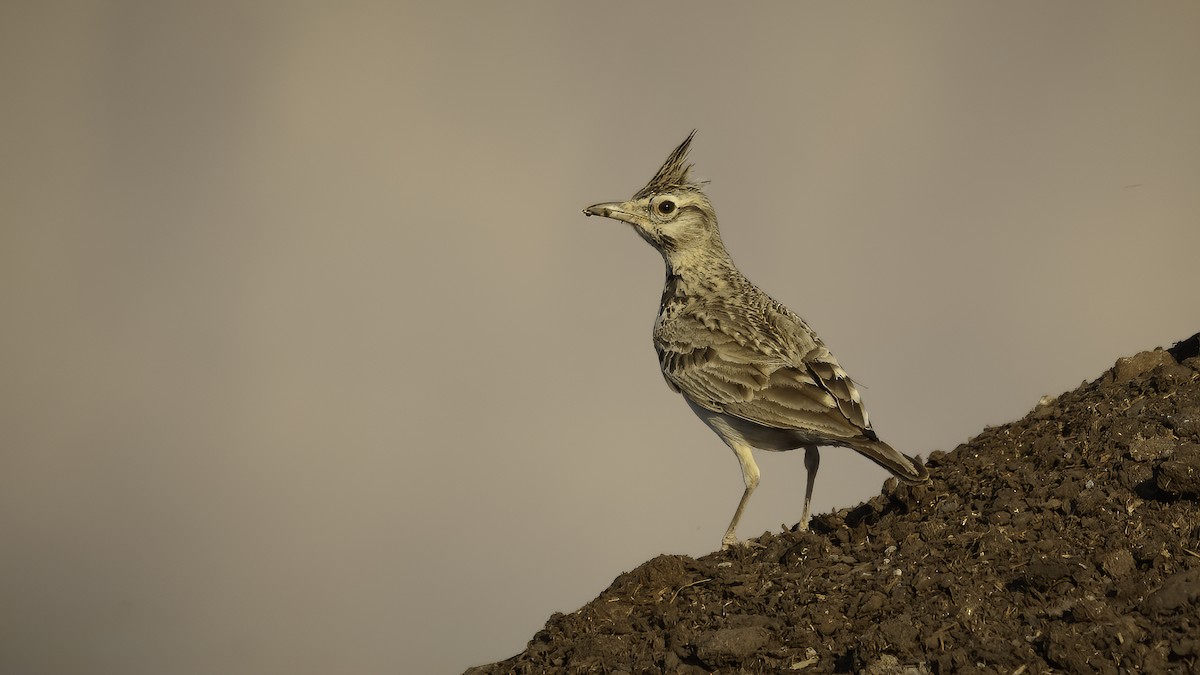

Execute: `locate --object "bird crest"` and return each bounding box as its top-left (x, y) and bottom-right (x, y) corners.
top-left (633, 130), bottom-right (704, 199)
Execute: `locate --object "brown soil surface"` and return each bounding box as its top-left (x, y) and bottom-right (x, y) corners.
top-left (467, 334), bottom-right (1200, 674)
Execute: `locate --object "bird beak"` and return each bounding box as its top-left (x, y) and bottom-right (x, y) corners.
top-left (583, 201), bottom-right (639, 225)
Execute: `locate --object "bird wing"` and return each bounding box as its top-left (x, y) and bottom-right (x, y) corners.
top-left (656, 306), bottom-right (874, 441)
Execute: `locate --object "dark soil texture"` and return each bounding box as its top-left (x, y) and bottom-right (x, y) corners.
top-left (467, 334), bottom-right (1200, 674)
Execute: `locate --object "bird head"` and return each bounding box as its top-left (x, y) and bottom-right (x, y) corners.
top-left (584, 131), bottom-right (723, 262)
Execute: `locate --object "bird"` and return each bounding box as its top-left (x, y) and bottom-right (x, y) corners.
top-left (583, 131), bottom-right (929, 549)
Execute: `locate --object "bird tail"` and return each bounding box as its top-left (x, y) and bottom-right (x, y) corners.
top-left (847, 439), bottom-right (930, 484)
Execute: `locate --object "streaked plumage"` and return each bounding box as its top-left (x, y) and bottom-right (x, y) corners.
top-left (584, 131), bottom-right (929, 548)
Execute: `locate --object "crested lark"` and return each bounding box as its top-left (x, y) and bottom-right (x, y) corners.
top-left (584, 132), bottom-right (929, 549)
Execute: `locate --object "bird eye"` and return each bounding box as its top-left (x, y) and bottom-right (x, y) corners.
top-left (657, 200), bottom-right (676, 215)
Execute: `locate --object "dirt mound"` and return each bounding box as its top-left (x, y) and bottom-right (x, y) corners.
top-left (467, 334), bottom-right (1200, 674)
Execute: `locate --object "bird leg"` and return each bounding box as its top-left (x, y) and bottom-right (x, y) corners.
top-left (799, 446), bottom-right (820, 531)
top-left (722, 442), bottom-right (760, 549)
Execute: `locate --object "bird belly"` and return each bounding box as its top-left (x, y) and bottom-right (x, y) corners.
top-left (684, 397), bottom-right (833, 451)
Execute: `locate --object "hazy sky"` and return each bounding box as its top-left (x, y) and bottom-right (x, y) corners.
top-left (2, 2), bottom-right (1198, 673)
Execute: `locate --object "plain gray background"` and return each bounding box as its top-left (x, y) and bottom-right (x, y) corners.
top-left (2, 2), bottom-right (1198, 673)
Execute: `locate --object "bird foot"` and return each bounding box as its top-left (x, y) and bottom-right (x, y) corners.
top-left (721, 537), bottom-right (766, 551)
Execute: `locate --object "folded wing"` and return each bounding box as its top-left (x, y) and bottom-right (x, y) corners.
top-left (657, 313), bottom-right (872, 443)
